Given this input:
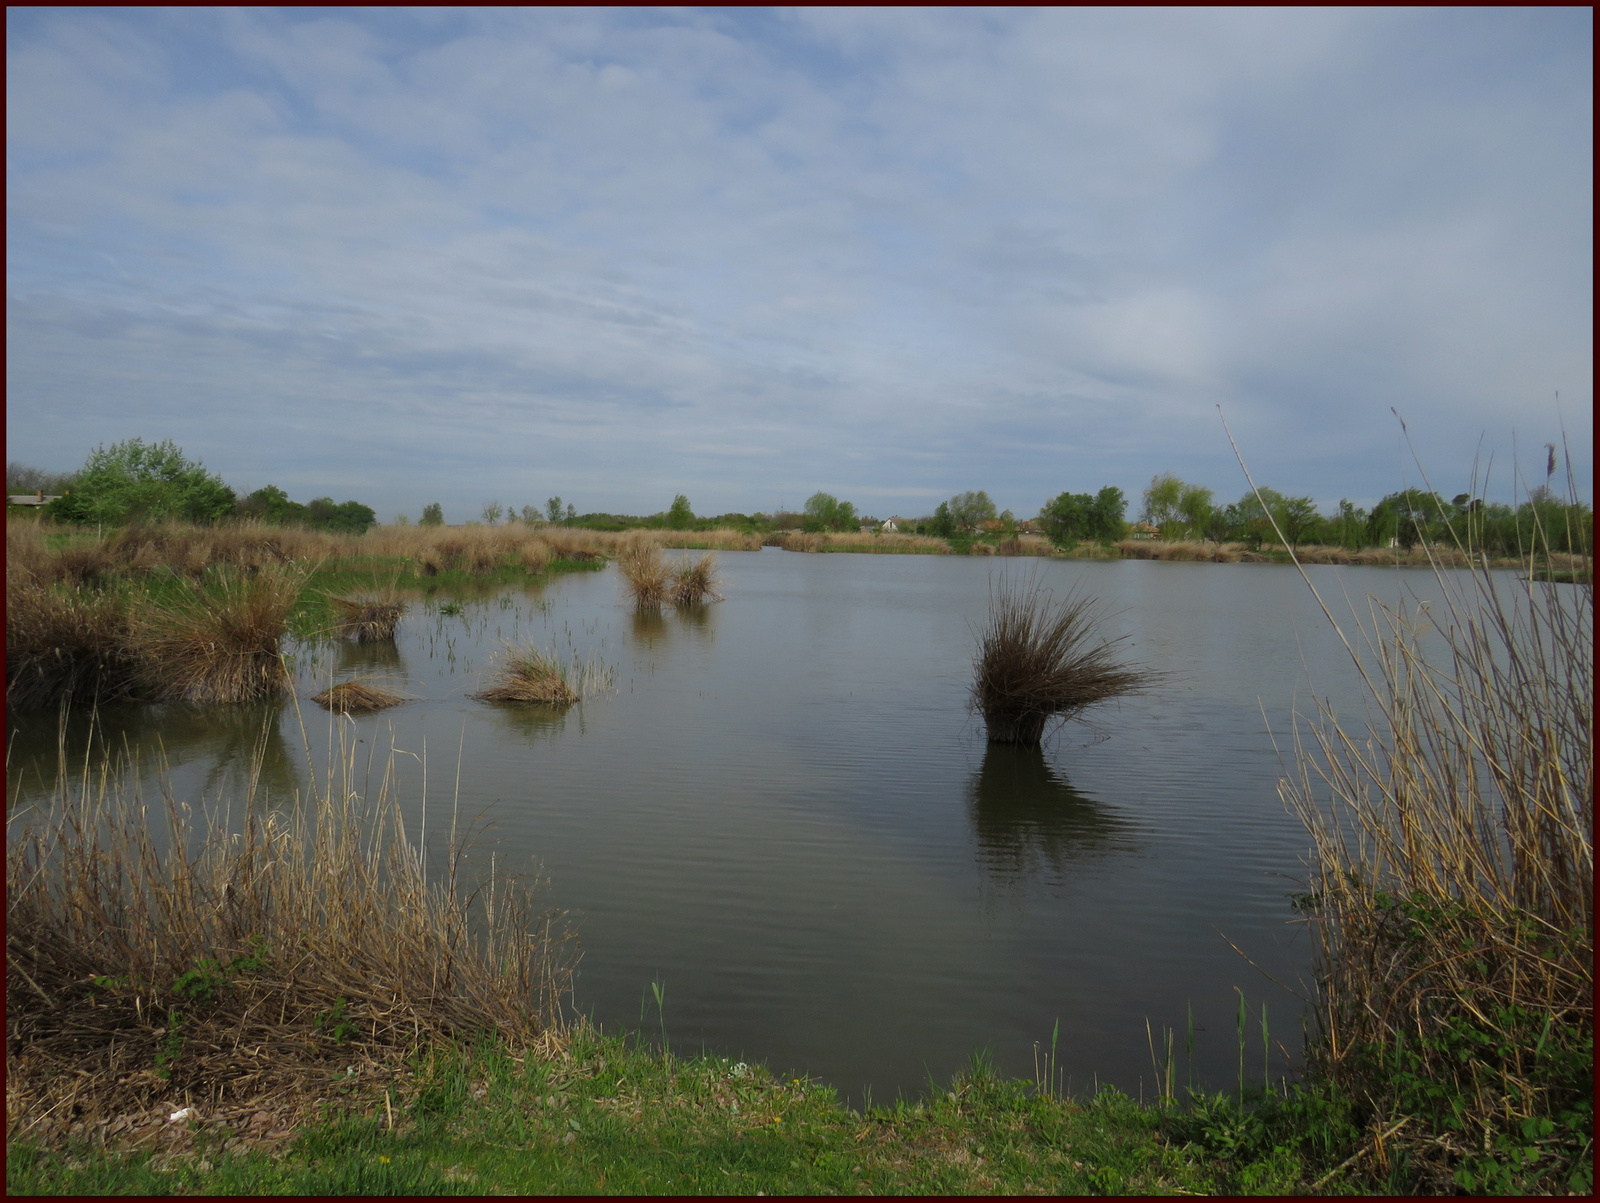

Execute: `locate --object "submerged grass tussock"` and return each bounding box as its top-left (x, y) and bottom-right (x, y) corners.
top-left (473, 646), bottom-right (612, 708)
top-left (326, 593), bottom-right (404, 642)
top-left (311, 679), bottom-right (410, 715)
top-left (5, 725), bottom-right (573, 1145)
top-left (129, 564), bottom-right (304, 705)
top-left (972, 572), bottom-right (1153, 747)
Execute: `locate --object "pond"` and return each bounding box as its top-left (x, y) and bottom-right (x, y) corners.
top-left (6, 549), bottom-right (1468, 1106)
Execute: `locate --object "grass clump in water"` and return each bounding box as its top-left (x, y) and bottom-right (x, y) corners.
top-left (971, 571), bottom-right (1152, 747)
top-left (327, 593), bottom-right (404, 642)
top-left (129, 563), bottom-right (303, 704)
top-left (670, 552), bottom-right (722, 607)
top-left (312, 678), bottom-right (410, 715)
top-left (618, 541), bottom-right (672, 609)
top-left (473, 646), bottom-right (611, 708)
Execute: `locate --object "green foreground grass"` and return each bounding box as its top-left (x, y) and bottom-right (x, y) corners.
top-left (7, 1027), bottom-right (1376, 1197)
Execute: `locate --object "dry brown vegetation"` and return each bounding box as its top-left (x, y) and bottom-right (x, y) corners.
top-left (473, 647), bottom-right (580, 707)
top-left (971, 572), bottom-right (1153, 747)
top-left (127, 565), bottom-right (303, 705)
top-left (6, 732), bottom-right (573, 1146)
top-left (311, 679), bottom-right (410, 714)
top-left (766, 530), bottom-right (953, 554)
top-left (1114, 538), bottom-right (1482, 566)
top-left (327, 593), bottom-right (404, 642)
top-left (618, 541), bottom-right (673, 609)
top-left (670, 553), bottom-right (722, 607)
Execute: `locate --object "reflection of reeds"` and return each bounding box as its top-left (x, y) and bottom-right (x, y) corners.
top-left (6, 729), bottom-right (572, 1137)
top-left (972, 572), bottom-right (1151, 747)
top-left (968, 744), bottom-right (1133, 882)
top-left (619, 542), bottom-right (672, 609)
top-left (312, 679), bottom-right (409, 714)
top-left (328, 593), bottom-right (403, 641)
top-left (671, 553), bottom-right (722, 607)
top-left (130, 564), bottom-right (303, 705)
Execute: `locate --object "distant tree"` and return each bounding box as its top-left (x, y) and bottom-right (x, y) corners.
top-left (546, 496), bottom-right (564, 524)
top-left (48, 438), bottom-right (234, 526)
top-left (667, 494), bottom-right (695, 530)
top-left (1140, 474), bottom-right (1212, 540)
top-left (305, 498), bottom-right (376, 535)
top-left (946, 490), bottom-right (997, 533)
top-left (420, 502), bottom-right (445, 527)
top-left (238, 484), bottom-right (307, 526)
top-left (394, 512), bottom-right (411, 527)
top-left (1039, 485), bottom-right (1126, 547)
top-left (566, 502), bottom-right (577, 524)
top-left (1368, 488), bottom-right (1444, 550)
top-left (7, 462), bottom-right (76, 497)
top-left (926, 501), bottom-right (956, 538)
top-left (1279, 496), bottom-right (1321, 550)
top-left (481, 500), bottom-right (504, 526)
top-left (802, 492), bottom-right (859, 533)
top-left (520, 504), bottom-right (542, 525)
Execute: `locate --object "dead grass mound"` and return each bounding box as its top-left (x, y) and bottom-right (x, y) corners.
top-left (6, 734), bottom-right (572, 1147)
top-left (619, 542), bottom-right (673, 609)
top-left (312, 679), bottom-right (409, 714)
top-left (5, 580), bottom-right (140, 710)
top-left (972, 571), bottom-right (1154, 746)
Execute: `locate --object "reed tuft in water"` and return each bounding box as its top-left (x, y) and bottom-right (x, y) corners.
top-left (474, 647), bottom-right (585, 707)
top-left (971, 572), bottom-right (1152, 747)
top-left (671, 553), bottom-right (722, 607)
top-left (327, 592), bottom-right (404, 642)
top-left (312, 678), bottom-right (410, 714)
top-left (618, 541), bottom-right (673, 609)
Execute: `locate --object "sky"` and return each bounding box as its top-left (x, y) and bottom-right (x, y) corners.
top-left (7, 7), bottom-right (1592, 522)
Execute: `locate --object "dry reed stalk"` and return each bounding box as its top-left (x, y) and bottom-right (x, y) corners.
top-left (129, 564), bottom-right (304, 704)
top-left (966, 540), bottom-right (996, 556)
top-left (312, 679), bottom-right (409, 714)
top-left (971, 572), bottom-right (1153, 746)
top-left (327, 593), bottom-right (404, 641)
top-left (6, 727), bottom-right (573, 1142)
top-left (618, 542), bottom-right (672, 609)
top-left (1224, 419), bottom-right (1593, 1187)
top-left (473, 647), bottom-right (580, 706)
top-left (671, 553), bottom-right (722, 607)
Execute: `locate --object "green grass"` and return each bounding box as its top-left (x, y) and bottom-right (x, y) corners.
top-left (8, 1029), bottom-right (1331, 1196)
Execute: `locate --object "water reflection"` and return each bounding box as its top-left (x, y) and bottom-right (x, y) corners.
top-left (335, 638), bottom-right (404, 674)
top-left (967, 744), bottom-right (1137, 885)
top-left (6, 698), bottom-right (300, 811)
top-left (674, 602), bottom-right (716, 645)
top-left (629, 609), bottom-right (670, 645)
top-left (481, 699), bottom-right (576, 745)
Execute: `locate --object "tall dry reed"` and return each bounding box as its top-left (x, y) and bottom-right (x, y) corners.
top-left (1227, 420), bottom-right (1593, 1189)
top-left (670, 553), bottom-right (722, 607)
top-left (6, 726), bottom-right (572, 1138)
top-left (327, 593), bottom-right (404, 642)
top-left (618, 541), bottom-right (673, 609)
top-left (971, 572), bottom-right (1152, 746)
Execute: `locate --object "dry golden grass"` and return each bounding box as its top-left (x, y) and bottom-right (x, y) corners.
top-left (311, 679), bottom-right (409, 714)
top-left (618, 541), bottom-right (673, 609)
top-left (129, 564), bottom-right (304, 704)
top-left (971, 571), bottom-right (1153, 746)
top-left (5, 579), bottom-right (140, 710)
top-left (6, 728), bottom-right (572, 1142)
top-left (670, 553), bottom-right (722, 607)
top-left (473, 647), bottom-right (579, 706)
top-left (767, 530), bottom-right (952, 555)
top-left (327, 593), bottom-right (404, 642)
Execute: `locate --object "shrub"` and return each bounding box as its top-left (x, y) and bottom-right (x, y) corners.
top-left (971, 572), bottom-right (1152, 746)
top-left (47, 438), bottom-right (235, 526)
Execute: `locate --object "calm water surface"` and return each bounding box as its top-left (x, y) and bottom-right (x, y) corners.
top-left (8, 551), bottom-right (1472, 1104)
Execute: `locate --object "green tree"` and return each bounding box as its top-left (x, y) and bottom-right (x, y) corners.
top-left (946, 490), bottom-right (998, 533)
top-left (420, 502), bottom-right (444, 527)
top-left (520, 504), bottom-right (542, 525)
top-left (305, 498), bottom-right (376, 535)
top-left (1039, 486), bottom-right (1126, 547)
top-left (926, 501), bottom-right (955, 538)
top-left (481, 500), bottom-right (504, 526)
top-left (1140, 474), bottom-right (1212, 540)
top-left (237, 484), bottom-right (307, 526)
top-left (667, 494), bottom-right (695, 530)
top-left (1279, 496), bottom-right (1321, 550)
top-left (546, 497), bottom-right (564, 525)
top-left (48, 438), bottom-right (235, 526)
top-left (802, 492), bottom-right (858, 532)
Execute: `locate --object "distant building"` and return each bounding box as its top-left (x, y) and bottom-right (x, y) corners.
top-left (879, 518), bottom-right (899, 532)
top-left (1130, 522), bottom-right (1160, 540)
top-left (7, 491), bottom-right (60, 507)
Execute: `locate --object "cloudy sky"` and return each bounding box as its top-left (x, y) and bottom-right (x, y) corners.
top-left (7, 8), bottom-right (1592, 521)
